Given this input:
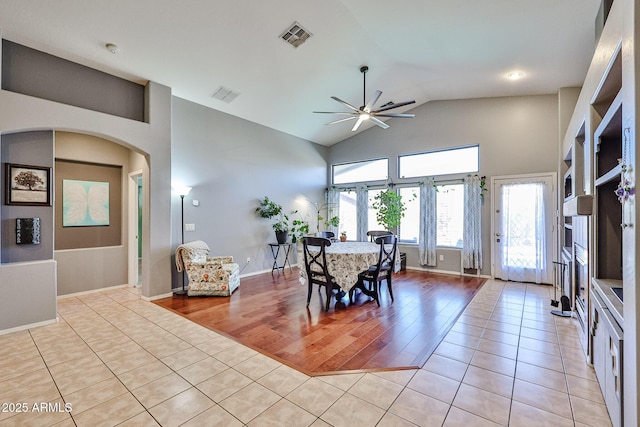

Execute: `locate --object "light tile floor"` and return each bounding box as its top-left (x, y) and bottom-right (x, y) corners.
top-left (0, 279), bottom-right (613, 426)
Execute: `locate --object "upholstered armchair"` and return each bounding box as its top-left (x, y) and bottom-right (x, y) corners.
top-left (175, 240), bottom-right (240, 296)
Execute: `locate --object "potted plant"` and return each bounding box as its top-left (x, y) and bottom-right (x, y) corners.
top-left (340, 231), bottom-right (347, 242)
top-left (372, 189), bottom-right (408, 232)
top-left (311, 200), bottom-right (340, 235)
top-left (324, 215), bottom-right (340, 230)
top-left (256, 196), bottom-right (289, 243)
top-left (290, 211), bottom-right (310, 244)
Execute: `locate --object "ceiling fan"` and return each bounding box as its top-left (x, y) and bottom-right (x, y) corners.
top-left (314, 65), bottom-right (415, 132)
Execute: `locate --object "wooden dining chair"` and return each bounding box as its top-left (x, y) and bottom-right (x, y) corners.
top-left (302, 237), bottom-right (340, 312)
top-left (367, 230), bottom-right (392, 242)
top-left (351, 234), bottom-right (398, 306)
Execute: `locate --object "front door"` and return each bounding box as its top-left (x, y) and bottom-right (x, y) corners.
top-left (493, 174), bottom-right (556, 284)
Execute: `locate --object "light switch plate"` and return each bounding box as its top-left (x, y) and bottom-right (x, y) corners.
top-left (185, 223), bottom-right (196, 231)
top-left (192, 200), bottom-right (199, 206)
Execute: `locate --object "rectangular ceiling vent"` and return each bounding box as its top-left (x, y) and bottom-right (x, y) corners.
top-left (212, 86), bottom-right (240, 103)
top-left (280, 22), bottom-right (312, 48)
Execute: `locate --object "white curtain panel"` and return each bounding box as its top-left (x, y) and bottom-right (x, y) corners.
top-left (499, 181), bottom-right (547, 283)
top-left (327, 188), bottom-right (340, 235)
top-left (463, 175), bottom-right (483, 270)
top-left (419, 178), bottom-right (437, 266)
top-left (356, 185), bottom-right (368, 242)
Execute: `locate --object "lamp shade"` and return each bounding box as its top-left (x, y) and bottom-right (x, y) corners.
top-left (173, 186), bottom-right (192, 197)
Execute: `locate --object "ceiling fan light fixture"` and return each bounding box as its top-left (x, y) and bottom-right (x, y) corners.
top-left (506, 71), bottom-right (524, 80)
top-left (313, 65), bottom-right (415, 131)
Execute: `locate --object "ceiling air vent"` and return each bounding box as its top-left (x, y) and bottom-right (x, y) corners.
top-left (212, 86), bottom-right (240, 103)
top-left (280, 22), bottom-right (312, 48)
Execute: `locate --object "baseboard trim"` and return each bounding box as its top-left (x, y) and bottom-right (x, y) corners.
top-left (57, 284), bottom-right (128, 299)
top-left (145, 292), bottom-right (174, 301)
top-left (405, 266), bottom-right (491, 279)
top-left (0, 317), bottom-right (58, 336)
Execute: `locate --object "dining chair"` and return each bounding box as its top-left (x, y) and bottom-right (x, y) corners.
top-left (302, 237), bottom-right (340, 312)
top-left (366, 230), bottom-right (392, 242)
top-left (318, 231), bottom-right (335, 238)
top-left (351, 234), bottom-right (398, 306)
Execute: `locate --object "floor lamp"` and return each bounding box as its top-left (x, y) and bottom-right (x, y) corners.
top-left (174, 186), bottom-right (192, 295)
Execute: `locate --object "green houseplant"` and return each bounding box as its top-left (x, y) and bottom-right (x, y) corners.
top-left (256, 196), bottom-right (289, 243)
top-left (372, 189), bottom-right (407, 232)
top-left (290, 210), bottom-right (310, 244)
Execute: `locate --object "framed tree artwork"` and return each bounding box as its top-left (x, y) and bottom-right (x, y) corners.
top-left (5, 163), bottom-right (52, 206)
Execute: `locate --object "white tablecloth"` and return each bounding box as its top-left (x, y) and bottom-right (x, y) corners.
top-left (300, 241), bottom-right (400, 292)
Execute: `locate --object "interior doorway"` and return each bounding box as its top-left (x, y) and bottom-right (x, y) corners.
top-left (491, 173), bottom-right (556, 284)
top-left (128, 170), bottom-right (143, 286)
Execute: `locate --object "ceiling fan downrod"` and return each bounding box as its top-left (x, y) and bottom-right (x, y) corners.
top-left (360, 65), bottom-right (369, 109)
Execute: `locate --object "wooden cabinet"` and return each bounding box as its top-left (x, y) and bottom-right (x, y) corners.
top-left (591, 287), bottom-right (623, 427)
top-left (589, 41), bottom-right (624, 427)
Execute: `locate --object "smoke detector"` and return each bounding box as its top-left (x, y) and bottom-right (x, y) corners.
top-left (105, 43), bottom-right (119, 54)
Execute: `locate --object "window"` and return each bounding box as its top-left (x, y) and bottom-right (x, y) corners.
top-left (333, 158), bottom-right (388, 185)
top-left (399, 187), bottom-right (419, 243)
top-left (399, 146), bottom-right (478, 178)
top-left (367, 189), bottom-right (385, 231)
top-left (437, 184), bottom-right (464, 248)
top-left (338, 191), bottom-right (357, 239)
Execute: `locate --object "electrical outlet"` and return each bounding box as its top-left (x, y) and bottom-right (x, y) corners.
top-left (184, 223), bottom-right (195, 231)
top-left (439, 254), bottom-right (444, 261)
top-left (246, 257), bottom-right (251, 263)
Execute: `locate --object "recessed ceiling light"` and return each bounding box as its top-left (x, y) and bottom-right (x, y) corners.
top-left (506, 71), bottom-right (524, 80)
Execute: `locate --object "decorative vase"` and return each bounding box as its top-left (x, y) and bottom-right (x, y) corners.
top-left (275, 231), bottom-right (288, 244)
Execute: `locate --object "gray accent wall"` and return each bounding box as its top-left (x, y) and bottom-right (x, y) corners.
top-left (0, 260), bottom-right (57, 331)
top-left (1, 131), bottom-right (54, 263)
top-left (2, 40), bottom-right (145, 122)
top-left (171, 97), bottom-right (328, 283)
top-left (328, 94), bottom-right (560, 276)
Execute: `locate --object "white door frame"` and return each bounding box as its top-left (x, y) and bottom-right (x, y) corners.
top-left (128, 170), bottom-right (143, 286)
top-left (490, 172), bottom-right (558, 281)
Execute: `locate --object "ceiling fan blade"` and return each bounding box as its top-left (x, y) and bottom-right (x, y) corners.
top-left (331, 96), bottom-right (360, 112)
top-left (313, 111), bottom-right (356, 115)
top-left (369, 116), bottom-right (390, 129)
top-left (364, 90), bottom-right (382, 112)
top-left (351, 115), bottom-right (367, 132)
top-left (374, 113), bottom-right (415, 118)
top-left (327, 116), bottom-right (357, 125)
top-left (372, 100), bottom-right (415, 113)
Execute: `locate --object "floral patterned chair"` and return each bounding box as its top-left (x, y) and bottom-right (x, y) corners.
top-left (175, 240), bottom-right (240, 296)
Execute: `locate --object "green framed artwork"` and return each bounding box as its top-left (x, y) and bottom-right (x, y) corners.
top-left (62, 179), bottom-right (110, 226)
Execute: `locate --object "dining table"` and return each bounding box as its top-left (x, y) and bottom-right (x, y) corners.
top-left (299, 240), bottom-right (401, 294)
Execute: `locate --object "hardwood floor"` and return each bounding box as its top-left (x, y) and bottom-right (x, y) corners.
top-left (154, 268), bottom-right (486, 376)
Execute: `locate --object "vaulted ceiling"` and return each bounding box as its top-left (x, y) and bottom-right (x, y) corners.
top-left (0, 0), bottom-right (602, 146)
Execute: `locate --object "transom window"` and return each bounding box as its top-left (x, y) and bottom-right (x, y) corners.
top-left (399, 145), bottom-right (478, 178)
top-left (333, 158), bottom-right (388, 185)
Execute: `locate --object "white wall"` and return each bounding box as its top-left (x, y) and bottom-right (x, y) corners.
top-left (171, 97), bottom-right (328, 279)
top-left (328, 94), bottom-right (560, 276)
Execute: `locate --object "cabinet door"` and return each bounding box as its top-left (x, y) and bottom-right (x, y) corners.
top-left (591, 295), bottom-right (606, 397)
